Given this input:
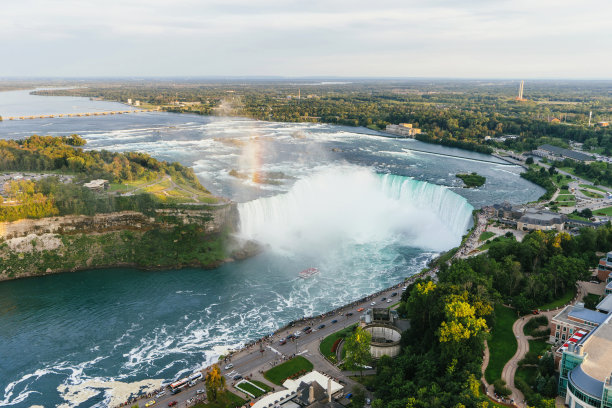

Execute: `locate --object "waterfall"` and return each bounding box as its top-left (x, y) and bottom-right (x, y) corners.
top-left (238, 166), bottom-right (473, 254)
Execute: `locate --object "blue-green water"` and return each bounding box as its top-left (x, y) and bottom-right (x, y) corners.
top-left (0, 90), bottom-right (543, 407)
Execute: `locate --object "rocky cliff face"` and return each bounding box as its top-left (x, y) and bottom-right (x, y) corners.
top-left (0, 203), bottom-right (243, 281)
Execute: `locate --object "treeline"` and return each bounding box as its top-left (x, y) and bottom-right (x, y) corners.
top-left (33, 81), bottom-right (612, 154)
top-left (520, 167), bottom-right (557, 200)
top-left (553, 158), bottom-right (612, 187)
top-left (372, 225), bottom-right (610, 408)
top-left (0, 135), bottom-right (206, 191)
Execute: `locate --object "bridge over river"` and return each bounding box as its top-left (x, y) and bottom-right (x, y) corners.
top-left (3, 108), bottom-right (160, 121)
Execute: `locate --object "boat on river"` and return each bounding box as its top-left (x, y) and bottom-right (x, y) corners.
top-left (299, 267), bottom-right (319, 279)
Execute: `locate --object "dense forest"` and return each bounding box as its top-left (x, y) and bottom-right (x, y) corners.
top-left (0, 135), bottom-right (209, 221)
top-left (373, 224), bottom-right (612, 408)
top-left (32, 80), bottom-right (612, 154)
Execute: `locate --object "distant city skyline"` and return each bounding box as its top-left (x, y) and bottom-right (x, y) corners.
top-left (2, 0), bottom-right (611, 78)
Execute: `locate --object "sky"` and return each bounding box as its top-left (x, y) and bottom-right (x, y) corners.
top-left (2, 0), bottom-right (611, 78)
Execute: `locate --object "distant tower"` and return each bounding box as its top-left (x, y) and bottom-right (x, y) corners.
top-left (298, 88), bottom-right (301, 101)
top-left (517, 80), bottom-right (525, 100)
top-left (589, 111), bottom-right (593, 127)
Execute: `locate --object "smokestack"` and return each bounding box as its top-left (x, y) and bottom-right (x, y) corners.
top-left (589, 111), bottom-right (592, 127)
top-left (309, 384), bottom-right (315, 404)
top-left (328, 378), bottom-right (332, 403)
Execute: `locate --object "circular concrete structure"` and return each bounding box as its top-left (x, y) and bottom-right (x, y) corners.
top-left (363, 323), bottom-right (402, 359)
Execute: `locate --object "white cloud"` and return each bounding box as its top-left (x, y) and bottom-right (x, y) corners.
top-left (1, 0), bottom-right (610, 77)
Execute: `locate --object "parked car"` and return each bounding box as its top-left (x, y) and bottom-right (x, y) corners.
top-left (331, 319), bottom-right (338, 324)
top-left (156, 391), bottom-right (166, 398)
top-left (391, 292), bottom-right (398, 297)
top-left (233, 374), bottom-right (243, 381)
top-left (317, 324), bottom-right (325, 329)
top-left (304, 328), bottom-right (312, 334)
top-left (145, 401), bottom-right (156, 407)
top-left (224, 363), bottom-right (233, 370)
top-left (286, 333), bottom-right (295, 340)
top-left (279, 338), bottom-right (287, 345)
top-left (356, 308), bottom-right (364, 312)
top-left (370, 301), bottom-right (376, 306)
top-left (196, 389), bottom-right (205, 395)
top-left (303, 326), bottom-right (311, 332)
top-left (168, 402), bottom-right (177, 407)
top-left (346, 312), bottom-right (354, 316)
top-left (387, 299), bottom-right (392, 303)
top-left (532, 309), bottom-right (540, 315)
top-left (380, 297), bottom-right (386, 301)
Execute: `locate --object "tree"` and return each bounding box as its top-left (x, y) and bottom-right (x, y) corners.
top-left (349, 385), bottom-right (365, 408)
top-left (205, 364), bottom-right (226, 402)
top-left (343, 326), bottom-right (372, 376)
top-left (526, 157), bottom-right (534, 165)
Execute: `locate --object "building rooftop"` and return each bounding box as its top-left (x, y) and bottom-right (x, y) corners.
top-left (519, 209), bottom-right (565, 225)
top-left (568, 306), bottom-right (610, 325)
top-left (596, 294), bottom-right (612, 313)
top-left (553, 304), bottom-right (605, 332)
top-left (580, 316), bottom-right (612, 382)
top-left (538, 144), bottom-right (594, 162)
top-left (569, 364), bottom-right (605, 399)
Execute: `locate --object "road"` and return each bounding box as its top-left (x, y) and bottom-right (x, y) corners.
top-left (123, 284), bottom-right (408, 408)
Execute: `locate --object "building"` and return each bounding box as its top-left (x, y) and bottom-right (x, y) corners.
top-left (551, 118), bottom-right (562, 124)
top-left (532, 144), bottom-right (595, 163)
top-left (549, 303), bottom-right (609, 346)
top-left (252, 371), bottom-right (344, 408)
top-left (83, 179), bottom-right (109, 192)
top-left (360, 308), bottom-right (403, 358)
top-left (492, 201), bottom-right (525, 220)
top-left (596, 295), bottom-right (612, 314)
top-left (597, 252), bottom-right (612, 283)
top-left (597, 122), bottom-right (609, 128)
top-left (385, 123), bottom-right (422, 138)
top-left (517, 209), bottom-right (566, 232)
top-left (557, 314), bottom-right (612, 408)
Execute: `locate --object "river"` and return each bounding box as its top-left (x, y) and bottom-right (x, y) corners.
top-left (0, 89), bottom-right (543, 407)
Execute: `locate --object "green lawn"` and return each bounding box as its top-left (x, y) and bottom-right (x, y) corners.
top-left (480, 236), bottom-right (514, 251)
top-left (485, 305), bottom-right (518, 383)
top-left (192, 391), bottom-right (247, 408)
top-left (250, 380), bottom-right (272, 392)
top-left (581, 189), bottom-right (604, 198)
top-left (595, 206), bottom-right (612, 216)
top-left (567, 213), bottom-right (590, 221)
top-left (479, 231), bottom-right (495, 242)
top-left (537, 287), bottom-right (576, 310)
top-left (556, 194), bottom-right (575, 200)
top-left (235, 381), bottom-right (267, 398)
top-left (528, 339), bottom-right (550, 358)
top-left (264, 356), bottom-right (313, 385)
top-left (579, 184), bottom-right (608, 193)
top-left (319, 324), bottom-right (357, 360)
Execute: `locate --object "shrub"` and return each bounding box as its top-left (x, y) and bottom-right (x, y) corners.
top-left (493, 379), bottom-right (511, 397)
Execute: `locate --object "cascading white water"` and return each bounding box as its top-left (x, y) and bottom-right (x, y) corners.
top-left (238, 166), bottom-right (473, 254)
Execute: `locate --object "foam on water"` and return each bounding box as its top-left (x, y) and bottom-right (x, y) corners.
top-left (239, 165), bottom-right (473, 254)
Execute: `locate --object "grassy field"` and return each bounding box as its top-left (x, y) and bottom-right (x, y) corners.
top-left (320, 324), bottom-right (357, 360)
top-left (485, 305), bottom-right (518, 383)
top-left (264, 356), bottom-right (313, 385)
top-left (235, 381), bottom-right (268, 398)
top-left (579, 184), bottom-right (608, 193)
top-left (192, 391), bottom-right (247, 408)
top-left (480, 236), bottom-right (514, 251)
top-left (537, 287), bottom-right (576, 310)
top-left (581, 189), bottom-right (604, 198)
top-left (556, 194), bottom-right (575, 201)
top-left (251, 380), bottom-right (272, 392)
top-left (479, 231), bottom-right (495, 241)
top-left (594, 206), bottom-right (612, 216)
top-left (528, 339), bottom-right (550, 357)
top-left (567, 213), bottom-right (590, 221)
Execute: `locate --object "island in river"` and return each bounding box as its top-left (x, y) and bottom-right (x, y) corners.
top-left (0, 135), bottom-right (252, 281)
top-left (456, 172), bottom-right (486, 188)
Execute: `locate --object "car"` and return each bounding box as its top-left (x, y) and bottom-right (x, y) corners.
top-left (168, 402), bottom-right (177, 407)
top-left (346, 312), bottom-right (353, 316)
top-left (294, 331), bottom-right (301, 337)
top-left (317, 324), bottom-right (325, 329)
top-left (303, 326), bottom-right (311, 332)
top-left (356, 307), bottom-right (364, 312)
top-left (156, 391), bottom-right (166, 398)
top-left (233, 374), bottom-right (243, 381)
top-left (381, 297), bottom-right (386, 301)
top-left (391, 292), bottom-right (398, 297)
top-left (366, 398), bottom-right (372, 405)
top-left (304, 328), bottom-right (312, 334)
top-left (532, 309), bottom-right (540, 315)
top-left (188, 380), bottom-right (197, 387)
top-left (196, 389), bottom-right (205, 395)
top-left (279, 338), bottom-right (287, 345)
top-left (286, 333), bottom-right (295, 340)
top-left (402, 286), bottom-right (407, 291)
top-left (370, 301), bottom-right (376, 306)
top-left (224, 363), bottom-right (233, 370)
top-left (387, 299), bottom-right (392, 303)
top-left (331, 319), bottom-right (338, 324)
top-left (345, 393), bottom-right (352, 399)
top-left (171, 388), bottom-right (182, 395)
top-left (145, 401), bottom-right (156, 407)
